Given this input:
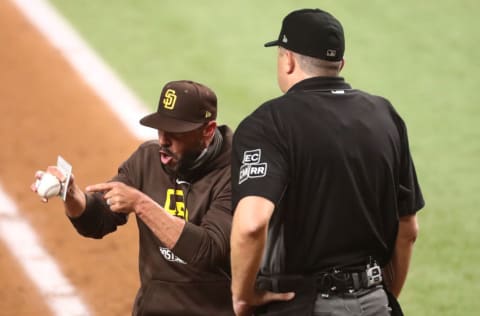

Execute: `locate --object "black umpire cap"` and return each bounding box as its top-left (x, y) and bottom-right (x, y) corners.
top-left (264, 8), bottom-right (345, 61)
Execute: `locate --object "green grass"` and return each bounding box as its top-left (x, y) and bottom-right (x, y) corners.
top-left (49, 0), bottom-right (480, 314)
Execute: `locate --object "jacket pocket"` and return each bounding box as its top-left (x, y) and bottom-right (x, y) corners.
top-left (136, 279), bottom-right (234, 316)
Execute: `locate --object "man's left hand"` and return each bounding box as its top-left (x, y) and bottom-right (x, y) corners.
top-left (86, 181), bottom-right (144, 214)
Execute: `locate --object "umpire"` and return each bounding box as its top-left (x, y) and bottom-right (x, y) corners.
top-left (230, 8), bottom-right (424, 316)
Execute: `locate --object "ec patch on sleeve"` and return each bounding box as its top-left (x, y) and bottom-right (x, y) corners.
top-left (239, 149), bottom-right (268, 184)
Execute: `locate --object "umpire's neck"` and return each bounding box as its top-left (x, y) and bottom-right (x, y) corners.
top-left (276, 47), bottom-right (344, 93)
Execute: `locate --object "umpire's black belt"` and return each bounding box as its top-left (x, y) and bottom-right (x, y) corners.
top-left (256, 265), bottom-right (382, 296)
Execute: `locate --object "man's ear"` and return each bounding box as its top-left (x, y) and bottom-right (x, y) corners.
top-left (203, 121), bottom-right (217, 138)
top-left (285, 50), bottom-right (295, 75)
top-left (339, 58), bottom-right (345, 72)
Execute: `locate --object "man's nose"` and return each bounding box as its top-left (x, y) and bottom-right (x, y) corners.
top-left (158, 131), bottom-right (172, 146)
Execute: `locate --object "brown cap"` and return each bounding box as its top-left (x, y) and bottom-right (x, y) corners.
top-left (140, 80), bottom-right (217, 133)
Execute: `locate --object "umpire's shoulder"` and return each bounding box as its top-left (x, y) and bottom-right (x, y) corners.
top-left (238, 96), bottom-right (285, 128)
top-left (356, 88), bottom-right (394, 108)
top-left (234, 97), bottom-right (285, 145)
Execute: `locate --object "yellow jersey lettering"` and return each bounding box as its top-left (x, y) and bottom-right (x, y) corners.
top-left (164, 188), bottom-right (189, 221)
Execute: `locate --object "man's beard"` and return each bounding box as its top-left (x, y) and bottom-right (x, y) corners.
top-left (176, 147), bottom-right (205, 175)
top-left (161, 143), bottom-right (205, 176)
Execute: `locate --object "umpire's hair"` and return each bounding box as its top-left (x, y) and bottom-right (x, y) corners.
top-left (292, 50), bottom-right (343, 77)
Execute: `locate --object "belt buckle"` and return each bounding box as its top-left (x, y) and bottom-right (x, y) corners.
top-left (317, 272), bottom-right (336, 298)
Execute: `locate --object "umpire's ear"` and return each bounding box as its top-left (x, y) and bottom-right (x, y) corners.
top-left (285, 49), bottom-right (296, 75)
top-left (339, 58), bottom-right (345, 72)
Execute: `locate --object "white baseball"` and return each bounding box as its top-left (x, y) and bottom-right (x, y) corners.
top-left (36, 172), bottom-right (62, 199)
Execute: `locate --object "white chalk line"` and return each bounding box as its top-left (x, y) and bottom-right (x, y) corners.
top-left (0, 185), bottom-right (90, 316)
top-left (12, 0), bottom-right (156, 141)
top-left (3, 0), bottom-right (156, 315)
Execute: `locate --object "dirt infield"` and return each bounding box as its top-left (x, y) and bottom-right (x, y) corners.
top-left (1, 2), bottom-right (146, 315)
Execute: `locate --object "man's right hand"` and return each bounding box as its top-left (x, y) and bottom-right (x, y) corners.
top-left (31, 166), bottom-right (67, 202)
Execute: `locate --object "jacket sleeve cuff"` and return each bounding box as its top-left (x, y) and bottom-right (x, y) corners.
top-left (172, 222), bottom-right (204, 263)
top-left (69, 193), bottom-right (102, 226)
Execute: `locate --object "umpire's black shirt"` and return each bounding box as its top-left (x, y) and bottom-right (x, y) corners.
top-left (232, 76), bottom-right (424, 275)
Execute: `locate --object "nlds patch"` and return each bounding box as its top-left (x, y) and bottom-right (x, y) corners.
top-left (239, 149), bottom-right (268, 184)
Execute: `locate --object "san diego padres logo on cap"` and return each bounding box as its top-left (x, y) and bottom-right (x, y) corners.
top-left (163, 89), bottom-right (177, 110)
